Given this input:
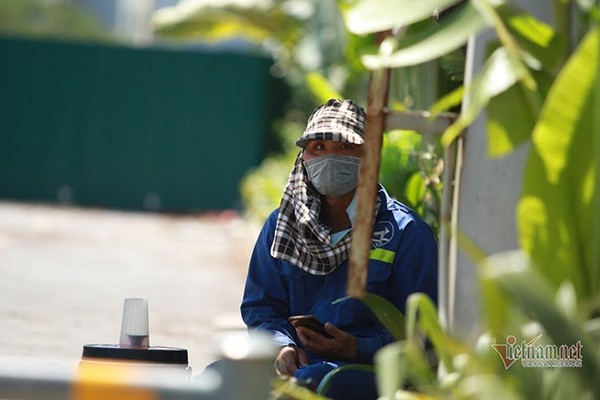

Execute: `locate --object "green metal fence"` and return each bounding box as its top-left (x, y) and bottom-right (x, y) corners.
top-left (0, 37), bottom-right (287, 212)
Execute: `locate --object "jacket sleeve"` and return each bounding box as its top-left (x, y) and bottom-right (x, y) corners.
top-left (392, 218), bottom-right (438, 314)
top-left (240, 212), bottom-right (297, 347)
top-left (338, 212), bottom-right (438, 363)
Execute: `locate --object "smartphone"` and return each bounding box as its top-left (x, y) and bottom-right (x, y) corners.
top-left (288, 315), bottom-right (333, 338)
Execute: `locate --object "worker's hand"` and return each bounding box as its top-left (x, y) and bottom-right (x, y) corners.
top-left (296, 323), bottom-right (357, 361)
top-left (274, 344), bottom-right (309, 376)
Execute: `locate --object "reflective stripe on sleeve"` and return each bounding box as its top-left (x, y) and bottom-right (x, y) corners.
top-left (369, 248), bottom-right (396, 264)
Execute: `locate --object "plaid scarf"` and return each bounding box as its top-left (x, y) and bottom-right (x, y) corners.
top-left (271, 153), bottom-right (382, 275)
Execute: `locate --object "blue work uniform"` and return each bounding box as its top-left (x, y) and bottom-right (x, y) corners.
top-left (241, 186), bottom-right (438, 399)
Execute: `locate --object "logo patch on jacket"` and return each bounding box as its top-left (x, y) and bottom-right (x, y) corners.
top-left (371, 221), bottom-right (394, 248)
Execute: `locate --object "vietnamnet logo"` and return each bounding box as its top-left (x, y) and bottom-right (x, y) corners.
top-left (491, 334), bottom-right (583, 368)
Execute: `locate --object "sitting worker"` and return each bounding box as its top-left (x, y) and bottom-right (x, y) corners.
top-left (241, 98), bottom-right (438, 400)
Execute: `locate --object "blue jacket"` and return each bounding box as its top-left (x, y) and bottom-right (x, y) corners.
top-left (241, 186), bottom-right (438, 364)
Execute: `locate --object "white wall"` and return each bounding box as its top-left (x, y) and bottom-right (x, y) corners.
top-left (445, 0), bottom-right (553, 338)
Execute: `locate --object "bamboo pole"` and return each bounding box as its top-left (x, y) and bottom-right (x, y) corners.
top-left (347, 38), bottom-right (391, 297)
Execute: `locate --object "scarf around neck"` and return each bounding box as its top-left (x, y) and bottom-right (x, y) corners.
top-left (270, 153), bottom-right (378, 275)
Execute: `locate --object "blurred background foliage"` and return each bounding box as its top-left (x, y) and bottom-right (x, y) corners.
top-left (0, 0), bottom-right (113, 42)
top-left (0, 0), bottom-right (458, 228)
top-left (153, 0), bottom-right (460, 230)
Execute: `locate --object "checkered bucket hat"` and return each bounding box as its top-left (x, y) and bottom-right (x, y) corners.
top-left (295, 99), bottom-right (366, 148)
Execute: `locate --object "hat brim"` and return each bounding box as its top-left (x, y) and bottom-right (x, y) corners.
top-left (294, 131), bottom-right (365, 148)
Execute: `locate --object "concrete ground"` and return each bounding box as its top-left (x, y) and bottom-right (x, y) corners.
top-left (0, 201), bottom-right (261, 374)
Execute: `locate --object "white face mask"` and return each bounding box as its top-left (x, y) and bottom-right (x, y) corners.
top-left (304, 154), bottom-right (361, 197)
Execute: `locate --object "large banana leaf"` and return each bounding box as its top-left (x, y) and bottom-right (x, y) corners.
top-left (344, 0), bottom-right (463, 35)
top-left (531, 27), bottom-right (598, 184)
top-left (518, 27), bottom-right (599, 301)
top-left (485, 8), bottom-right (563, 157)
top-left (433, 4), bottom-right (556, 150)
top-left (439, 46), bottom-right (528, 147)
top-left (486, 80), bottom-right (536, 156)
top-left (359, 2), bottom-right (489, 69)
top-left (502, 7), bottom-right (566, 73)
top-left (486, 66), bottom-right (553, 157)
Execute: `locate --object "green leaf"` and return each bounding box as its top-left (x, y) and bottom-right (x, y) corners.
top-left (519, 28), bottom-right (599, 301)
top-left (361, 293), bottom-right (406, 341)
top-left (272, 377), bottom-right (331, 399)
top-left (374, 342), bottom-right (409, 398)
top-left (404, 172), bottom-right (425, 211)
top-left (531, 28), bottom-right (599, 184)
top-left (593, 23), bottom-right (600, 312)
top-left (517, 186), bottom-right (581, 295)
top-left (316, 364), bottom-right (374, 396)
top-left (555, 281), bottom-right (578, 316)
top-left (441, 46), bottom-right (529, 147)
top-left (361, 3), bottom-right (489, 69)
top-left (430, 85), bottom-right (464, 115)
top-left (470, 2), bottom-right (538, 91)
top-left (486, 79), bottom-right (535, 157)
top-left (405, 293), bottom-right (456, 372)
top-left (519, 98), bottom-right (598, 301)
top-left (508, 11), bottom-right (555, 48)
top-left (455, 374), bottom-right (522, 400)
top-left (379, 130), bottom-right (421, 210)
top-left (485, 56), bottom-right (553, 158)
top-left (479, 251), bottom-right (600, 394)
top-left (478, 250), bottom-right (534, 336)
top-left (586, 318), bottom-right (600, 343)
top-left (344, 0), bottom-right (462, 35)
top-left (504, 8), bottom-right (566, 72)
top-left (337, 293), bottom-right (406, 340)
